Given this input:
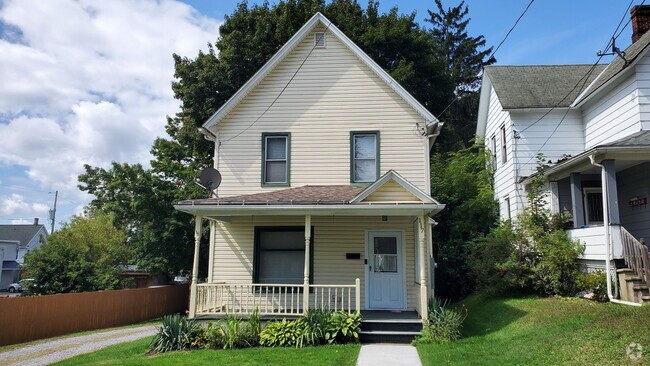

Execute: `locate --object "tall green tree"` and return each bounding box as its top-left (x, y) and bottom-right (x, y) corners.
top-left (23, 212), bottom-right (130, 294)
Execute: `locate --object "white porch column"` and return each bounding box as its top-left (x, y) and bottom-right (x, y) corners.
top-left (418, 214), bottom-right (429, 321)
top-left (303, 214), bottom-right (311, 314)
top-left (188, 215), bottom-right (203, 318)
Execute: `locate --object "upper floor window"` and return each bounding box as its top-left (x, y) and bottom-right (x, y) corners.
top-left (262, 133), bottom-right (290, 186)
top-left (351, 131), bottom-right (379, 183)
top-left (500, 125), bottom-right (507, 164)
top-left (490, 134), bottom-right (497, 170)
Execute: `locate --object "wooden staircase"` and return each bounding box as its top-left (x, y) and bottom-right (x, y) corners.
top-left (359, 311), bottom-right (422, 343)
top-left (618, 228), bottom-right (650, 304)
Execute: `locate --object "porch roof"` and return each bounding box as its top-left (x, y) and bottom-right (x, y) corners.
top-left (522, 130), bottom-right (650, 184)
top-left (175, 171), bottom-right (444, 217)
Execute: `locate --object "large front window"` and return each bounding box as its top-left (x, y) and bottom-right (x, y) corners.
top-left (262, 133), bottom-right (290, 185)
top-left (351, 131), bottom-right (379, 183)
top-left (254, 227), bottom-right (312, 285)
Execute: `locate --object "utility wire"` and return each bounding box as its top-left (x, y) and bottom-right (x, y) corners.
top-left (436, 0), bottom-right (535, 120)
top-left (221, 23), bottom-right (332, 143)
top-left (518, 0), bottom-right (644, 167)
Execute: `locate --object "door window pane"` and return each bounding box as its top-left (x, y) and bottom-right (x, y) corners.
top-left (374, 237), bottom-right (397, 272)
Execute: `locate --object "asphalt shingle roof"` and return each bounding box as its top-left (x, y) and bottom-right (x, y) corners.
top-left (486, 64), bottom-right (607, 109)
top-left (603, 130), bottom-right (650, 147)
top-left (178, 185), bottom-right (366, 206)
top-left (576, 30), bottom-right (650, 104)
top-left (0, 225), bottom-right (46, 246)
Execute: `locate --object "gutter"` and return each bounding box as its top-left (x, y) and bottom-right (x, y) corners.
top-left (589, 155), bottom-right (641, 307)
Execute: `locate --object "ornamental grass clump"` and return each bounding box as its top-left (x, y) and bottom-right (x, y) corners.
top-left (149, 313), bottom-right (200, 353)
top-left (414, 297), bottom-right (466, 345)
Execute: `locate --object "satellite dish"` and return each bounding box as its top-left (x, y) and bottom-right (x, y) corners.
top-left (198, 167), bottom-right (222, 191)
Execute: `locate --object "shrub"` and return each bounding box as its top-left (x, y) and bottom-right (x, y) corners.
top-left (300, 309), bottom-right (330, 346)
top-left (577, 271), bottom-right (608, 302)
top-left (414, 297), bottom-right (466, 345)
top-left (260, 318), bottom-right (306, 348)
top-left (149, 314), bottom-right (199, 353)
top-left (325, 311), bottom-right (361, 344)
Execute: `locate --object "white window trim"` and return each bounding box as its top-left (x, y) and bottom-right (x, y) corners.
top-left (583, 187), bottom-right (604, 226)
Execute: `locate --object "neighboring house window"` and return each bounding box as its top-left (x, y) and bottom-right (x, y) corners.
top-left (583, 187), bottom-right (604, 225)
top-left (500, 125), bottom-right (507, 164)
top-left (262, 133), bottom-right (290, 186)
top-left (351, 131), bottom-right (380, 183)
top-left (504, 196), bottom-right (511, 220)
top-left (253, 227), bottom-right (313, 285)
top-left (490, 135), bottom-right (497, 170)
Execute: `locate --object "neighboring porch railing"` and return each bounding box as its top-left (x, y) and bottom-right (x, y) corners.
top-left (194, 279), bottom-right (360, 317)
top-left (620, 227), bottom-right (650, 289)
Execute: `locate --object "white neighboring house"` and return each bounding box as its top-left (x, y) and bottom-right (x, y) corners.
top-left (477, 6), bottom-right (650, 303)
top-left (0, 219), bottom-right (48, 290)
top-left (174, 12), bottom-right (445, 327)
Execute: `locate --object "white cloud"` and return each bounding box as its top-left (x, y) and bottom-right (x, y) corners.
top-left (0, 194), bottom-right (49, 217)
top-left (0, 0), bottom-right (221, 224)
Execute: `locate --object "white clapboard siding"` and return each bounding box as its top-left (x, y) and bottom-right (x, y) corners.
top-left (636, 56), bottom-right (650, 130)
top-left (212, 216), bottom-right (420, 311)
top-left (568, 226), bottom-right (623, 261)
top-left (583, 73), bottom-right (642, 149)
top-left (484, 87), bottom-right (520, 220)
top-left (215, 26), bottom-right (427, 197)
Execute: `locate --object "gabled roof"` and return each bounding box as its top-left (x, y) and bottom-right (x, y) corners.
top-left (484, 64), bottom-right (607, 110)
top-left (202, 12), bottom-right (438, 130)
top-left (0, 225), bottom-right (47, 247)
top-left (574, 30), bottom-right (650, 106)
top-left (350, 170), bottom-right (437, 204)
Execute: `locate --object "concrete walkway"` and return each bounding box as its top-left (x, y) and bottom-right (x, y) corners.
top-left (0, 325), bottom-right (157, 366)
top-left (357, 344), bottom-right (422, 366)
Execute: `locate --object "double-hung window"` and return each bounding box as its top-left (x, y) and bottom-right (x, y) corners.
top-left (253, 227), bottom-right (313, 285)
top-left (351, 131), bottom-right (379, 183)
top-left (500, 125), bottom-right (507, 164)
top-left (262, 133), bottom-right (290, 186)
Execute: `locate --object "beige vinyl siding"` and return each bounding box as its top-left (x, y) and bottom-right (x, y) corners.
top-left (215, 26), bottom-right (427, 197)
top-left (212, 215), bottom-right (420, 311)
top-left (363, 179), bottom-right (421, 202)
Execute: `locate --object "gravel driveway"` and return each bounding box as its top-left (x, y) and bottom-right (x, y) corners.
top-left (0, 325), bottom-right (157, 366)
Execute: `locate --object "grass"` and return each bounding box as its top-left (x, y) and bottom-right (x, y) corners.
top-left (417, 295), bottom-right (650, 365)
top-left (54, 337), bottom-right (360, 366)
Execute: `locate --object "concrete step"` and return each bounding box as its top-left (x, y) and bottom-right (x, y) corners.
top-left (361, 319), bottom-right (422, 333)
top-left (359, 330), bottom-right (421, 343)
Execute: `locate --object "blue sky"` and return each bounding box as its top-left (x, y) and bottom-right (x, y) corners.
top-left (0, 0), bottom-right (641, 230)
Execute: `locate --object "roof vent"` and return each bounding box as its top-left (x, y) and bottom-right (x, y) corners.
top-left (314, 32), bottom-right (326, 48)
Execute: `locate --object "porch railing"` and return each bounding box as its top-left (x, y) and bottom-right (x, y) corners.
top-left (620, 227), bottom-right (650, 288)
top-left (194, 279), bottom-right (360, 317)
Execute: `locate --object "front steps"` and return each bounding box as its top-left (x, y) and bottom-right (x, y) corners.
top-left (617, 268), bottom-right (650, 303)
top-left (359, 311), bottom-right (422, 343)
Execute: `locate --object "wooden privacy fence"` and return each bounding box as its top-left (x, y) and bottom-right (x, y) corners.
top-left (0, 284), bottom-right (189, 346)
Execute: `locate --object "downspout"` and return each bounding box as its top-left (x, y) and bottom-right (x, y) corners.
top-left (589, 155), bottom-right (641, 307)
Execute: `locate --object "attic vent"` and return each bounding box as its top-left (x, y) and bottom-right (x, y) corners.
top-left (314, 32), bottom-right (326, 48)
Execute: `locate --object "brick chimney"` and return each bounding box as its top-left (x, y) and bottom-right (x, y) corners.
top-left (33, 217), bottom-right (39, 225)
top-left (631, 5), bottom-right (650, 43)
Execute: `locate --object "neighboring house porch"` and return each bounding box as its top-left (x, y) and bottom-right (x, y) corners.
top-left (176, 171), bottom-right (444, 321)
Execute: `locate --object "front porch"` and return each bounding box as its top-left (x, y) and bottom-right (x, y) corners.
top-left (176, 172), bottom-right (445, 319)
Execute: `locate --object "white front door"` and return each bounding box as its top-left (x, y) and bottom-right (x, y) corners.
top-left (367, 230), bottom-right (405, 309)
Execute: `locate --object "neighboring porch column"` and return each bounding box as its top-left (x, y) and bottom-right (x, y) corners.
top-left (602, 159), bottom-right (620, 225)
top-left (570, 173), bottom-right (585, 228)
top-left (418, 215), bottom-right (429, 322)
top-left (303, 214), bottom-right (311, 314)
top-left (188, 215), bottom-right (203, 318)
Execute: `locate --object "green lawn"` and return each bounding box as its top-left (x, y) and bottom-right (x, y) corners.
top-left (417, 296), bottom-right (650, 365)
top-left (55, 337), bottom-right (360, 366)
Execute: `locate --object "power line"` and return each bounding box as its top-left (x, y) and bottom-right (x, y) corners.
top-left (221, 23), bottom-right (332, 143)
top-left (489, 0), bottom-right (535, 60)
top-left (436, 0), bottom-right (535, 120)
top-left (518, 0), bottom-right (644, 167)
